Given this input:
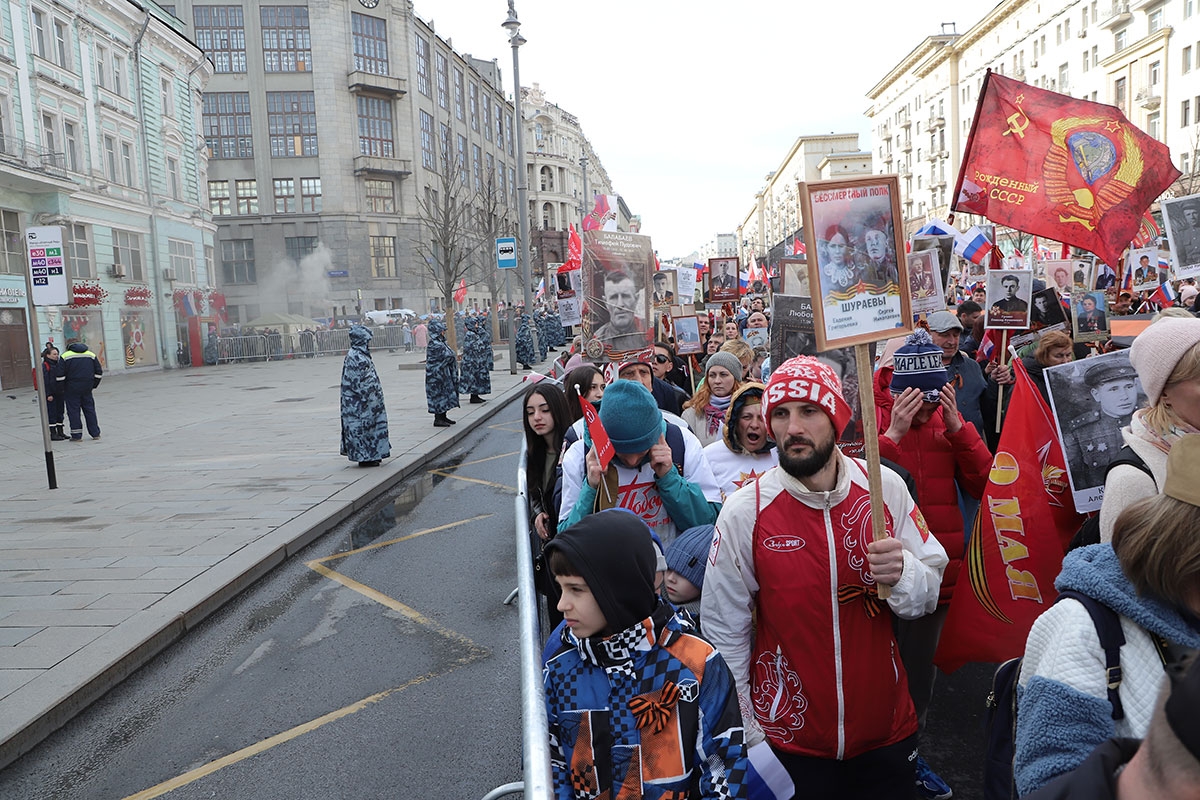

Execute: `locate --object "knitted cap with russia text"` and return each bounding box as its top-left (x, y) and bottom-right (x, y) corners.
top-left (890, 328), bottom-right (949, 403)
top-left (763, 355), bottom-right (853, 436)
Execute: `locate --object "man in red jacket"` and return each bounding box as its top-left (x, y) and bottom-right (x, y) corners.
top-left (879, 328), bottom-right (993, 799)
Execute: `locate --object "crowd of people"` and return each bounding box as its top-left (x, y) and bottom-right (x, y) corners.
top-left (517, 273), bottom-right (1200, 800)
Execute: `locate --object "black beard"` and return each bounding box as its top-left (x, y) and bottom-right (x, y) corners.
top-left (777, 434), bottom-right (837, 479)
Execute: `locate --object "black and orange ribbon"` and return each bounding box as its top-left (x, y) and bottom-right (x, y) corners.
top-left (629, 680), bottom-right (680, 733)
top-left (837, 584), bottom-right (884, 619)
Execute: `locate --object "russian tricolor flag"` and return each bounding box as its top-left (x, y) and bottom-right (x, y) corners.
top-left (957, 226), bottom-right (992, 266)
top-left (1150, 281), bottom-right (1176, 308)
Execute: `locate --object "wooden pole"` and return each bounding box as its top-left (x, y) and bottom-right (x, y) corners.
top-left (854, 343), bottom-right (891, 600)
top-left (994, 329), bottom-right (1010, 433)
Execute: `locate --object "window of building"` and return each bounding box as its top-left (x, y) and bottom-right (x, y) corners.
top-left (53, 17), bottom-right (71, 70)
top-left (419, 109), bottom-right (434, 170)
top-left (266, 91), bottom-right (317, 157)
top-left (1150, 60), bottom-right (1162, 86)
top-left (112, 53), bottom-right (125, 96)
top-left (285, 236), bottom-right (317, 263)
top-left (261, 6), bottom-right (311, 72)
top-left (486, 153), bottom-right (495, 190)
top-left (509, 166), bottom-right (515, 201)
top-left (415, 35), bottom-right (431, 96)
top-left (1148, 111), bottom-right (1161, 140)
top-left (160, 76), bottom-right (175, 117)
top-left (435, 51), bottom-right (449, 110)
top-left (472, 144), bottom-right (482, 191)
top-left (351, 13), bottom-right (387, 75)
top-left (1186, 46), bottom-right (1194, 74)
top-left (456, 134), bottom-right (467, 184)
top-left (356, 96), bottom-right (393, 157)
top-left (366, 179), bottom-right (394, 212)
top-left (112, 229), bottom-right (143, 281)
top-left (1115, 76), bottom-right (1127, 110)
top-left (273, 178), bottom-right (295, 213)
top-left (209, 180), bottom-right (231, 214)
top-left (193, 6), bottom-right (247, 73)
top-left (95, 45), bottom-right (108, 89)
top-left (454, 67), bottom-right (465, 121)
top-left (482, 94), bottom-right (492, 142)
top-left (1184, 153), bottom-right (1192, 175)
top-left (169, 238), bottom-right (196, 283)
top-left (542, 202), bottom-right (553, 229)
top-left (221, 238), bottom-right (255, 283)
top-left (103, 135), bottom-right (118, 182)
top-left (1083, 50), bottom-right (1090, 72)
top-left (1092, 45), bottom-right (1098, 67)
top-left (469, 82), bottom-right (479, 131)
top-left (506, 113), bottom-right (514, 157)
top-left (539, 165), bottom-right (552, 191)
top-left (1184, 99), bottom-right (1192, 127)
top-left (301, 177), bottom-right (321, 212)
top-left (498, 161), bottom-right (506, 198)
top-left (40, 112), bottom-right (56, 153)
top-left (0, 210), bottom-right (22, 275)
top-left (203, 92), bottom-right (253, 159)
top-left (1115, 27), bottom-right (1127, 51)
top-left (1189, 0), bottom-right (1196, 19)
top-left (235, 179), bottom-right (258, 214)
top-left (1149, 8), bottom-right (1163, 34)
top-left (1059, 63), bottom-right (1069, 93)
top-left (370, 236), bottom-right (396, 277)
top-left (204, 245), bottom-right (214, 281)
top-left (65, 223), bottom-right (91, 278)
top-left (31, 8), bottom-right (48, 60)
top-left (121, 141), bottom-right (135, 186)
top-left (438, 122), bottom-right (451, 165)
top-left (167, 156), bottom-right (181, 199)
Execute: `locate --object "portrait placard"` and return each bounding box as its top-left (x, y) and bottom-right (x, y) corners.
top-left (907, 250), bottom-right (944, 318)
top-left (672, 315), bottom-right (703, 355)
top-left (985, 269), bottom-right (1033, 329)
top-left (1029, 287), bottom-right (1068, 329)
top-left (1045, 351), bottom-right (1148, 513)
top-left (799, 176), bottom-right (911, 351)
top-left (779, 257), bottom-right (809, 295)
top-left (911, 234), bottom-right (955, 305)
top-left (1162, 192), bottom-right (1200, 280)
top-left (1126, 246), bottom-right (1160, 292)
top-left (651, 268), bottom-right (678, 308)
top-left (1044, 259), bottom-right (1073, 294)
top-left (1092, 257), bottom-right (1119, 291)
top-left (743, 326), bottom-right (768, 349)
top-left (582, 230), bottom-right (655, 360)
top-left (1071, 290), bottom-right (1110, 344)
top-left (706, 257), bottom-right (740, 304)
top-left (556, 267), bottom-right (583, 327)
top-left (676, 266), bottom-right (697, 302)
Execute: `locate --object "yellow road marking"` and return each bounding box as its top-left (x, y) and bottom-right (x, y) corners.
top-left (121, 514), bottom-right (495, 798)
top-left (426, 469), bottom-right (517, 492)
top-left (488, 422), bottom-right (524, 433)
top-left (437, 450), bottom-right (519, 468)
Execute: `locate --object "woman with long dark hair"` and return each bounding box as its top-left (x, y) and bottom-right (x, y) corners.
top-left (524, 382), bottom-right (571, 542)
top-left (563, 365), bottom-right (605, 424)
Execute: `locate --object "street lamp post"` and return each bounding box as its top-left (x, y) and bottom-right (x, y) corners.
top-left (579, 155), bottom-right (589, 226)
top-left (502, 3), bottom-right (534, 325)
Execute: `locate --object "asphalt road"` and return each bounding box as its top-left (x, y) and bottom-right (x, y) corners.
top-left (0, 393), bottom-right (996, 799)
top-left (0, 400), bottom-right (530, 800)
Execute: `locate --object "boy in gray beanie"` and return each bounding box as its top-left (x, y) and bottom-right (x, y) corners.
top-left (664, 524), bottom-right (714, 624)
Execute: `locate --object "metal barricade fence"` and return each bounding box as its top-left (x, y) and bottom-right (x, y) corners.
top-left (216, 335), bottom-right (271, 364)
top-left (482, 444), bottom-right (553, 800)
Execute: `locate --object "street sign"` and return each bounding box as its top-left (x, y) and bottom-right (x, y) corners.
top-left (327, 270), bottom-right (349, 277)
top-left (26, 226), bottom-right (69, 306)
top-left (496, 237), bottom-right (518, 269)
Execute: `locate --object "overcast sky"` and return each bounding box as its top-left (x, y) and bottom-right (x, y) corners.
top-left (419, 1), bottom-right (1001, 259)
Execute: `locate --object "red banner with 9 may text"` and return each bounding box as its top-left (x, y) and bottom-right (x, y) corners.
top-left (934, 360), bottom-right (1084, 673)
top-left (953, 71), bottom-right (1179, 268)
top-left (577, 394), bottom-right (613, 472)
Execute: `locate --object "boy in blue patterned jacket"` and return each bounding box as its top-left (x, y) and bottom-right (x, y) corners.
top-left (543, 509), bottom-right (749, 799)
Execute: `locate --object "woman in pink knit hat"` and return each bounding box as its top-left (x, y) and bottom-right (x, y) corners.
top-left (1098, 316), bottom-right (1200, 542)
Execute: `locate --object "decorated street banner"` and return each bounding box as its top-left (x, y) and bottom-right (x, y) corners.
top-left (953, 71), bottom-right (1181, 268)
top-left (935, 360), bottom-right (1084, 672)
top-left (582, 230), bottom-right (655, 361)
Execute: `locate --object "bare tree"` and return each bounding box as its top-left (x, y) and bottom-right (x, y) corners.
top-left (474, 168), bottom-right (516, 342)
top-left (411, 148), bottom-right (481, 353)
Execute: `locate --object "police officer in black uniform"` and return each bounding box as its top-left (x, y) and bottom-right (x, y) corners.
top-left (1063, 361), bottom-right (1141, 488)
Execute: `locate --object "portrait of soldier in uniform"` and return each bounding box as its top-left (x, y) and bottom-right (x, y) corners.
top-left (651, 269), bottom-right (676, 306)
top-left (593, 269), bottom-right (649, 352)
top-left (985, 270), bottom-right (1032, 328)
top-left (1075, 293), bottom-right (1108, 333)
top-left (859, 223), bottom-right (899, 287)
top-left (1165, 196), bottom-right (1200, 270)
top-left (706, 258), bottom-right (740, 303)
top-left (1047, 357), bottom-right (1146, 495)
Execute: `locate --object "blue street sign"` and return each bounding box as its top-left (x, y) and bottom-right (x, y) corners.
top-left (327, 270), bottom-right (349, 277)
top-left (496, 237), bottom-right (518, 269)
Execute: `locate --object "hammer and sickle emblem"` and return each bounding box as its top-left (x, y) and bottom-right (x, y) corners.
top-left (1003, 111), bottom-right (1030, 139)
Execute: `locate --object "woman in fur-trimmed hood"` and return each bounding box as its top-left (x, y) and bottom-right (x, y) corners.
top-left (701, 382), bottom-right (777, 501)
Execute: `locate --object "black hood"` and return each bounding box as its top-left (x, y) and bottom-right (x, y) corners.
top-left (67, 342), bottom-right (89, 354)
top-left (544, 509), bottom-right (657, 634)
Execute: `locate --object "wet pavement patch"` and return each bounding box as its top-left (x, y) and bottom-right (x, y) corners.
top-left (19, 516), bottom-right (93, 524)
top-left (243, 387), bottom-right (276, 391)
top-left (275, 398), bottom-right (311, 403)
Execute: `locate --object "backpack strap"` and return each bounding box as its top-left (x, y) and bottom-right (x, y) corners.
top-left (1056, 589), bottom-right (1126, 721)
top-left (663, 421), bottom-right (686, 476)
top-left (1103, 445), bottom-right (1155, 488)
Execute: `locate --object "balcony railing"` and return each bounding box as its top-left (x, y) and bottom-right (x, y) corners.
top-left (0, 135), bottom-right (68, 178)
top-left (1099, 2), bottom-right (1132, 29)
top-left (1136, 86), bottom-right (1162, 109)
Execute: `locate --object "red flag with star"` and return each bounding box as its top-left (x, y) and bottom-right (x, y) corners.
top-left (952, 71), bottom-right (1180, 268)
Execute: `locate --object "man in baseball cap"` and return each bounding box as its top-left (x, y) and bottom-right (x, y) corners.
top-left (703, 355), bottom-right (948, 795)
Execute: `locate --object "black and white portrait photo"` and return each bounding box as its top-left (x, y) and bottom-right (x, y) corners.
top-left (706, 257), bottom-right (740, 304)
top-left (652, 269), bottom-right (677, 307)
top-left (1163, 193), bottom-right (1200, 280)
top-left (984, 269), bottom-right (1032, 329)
top-left (1045, 351), bottom-right (1148, 513)
top-left (1029, 287), bottom-right (1068, 329)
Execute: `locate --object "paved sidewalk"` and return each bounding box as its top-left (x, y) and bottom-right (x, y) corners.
top-left (0, 346), bottom-right (532, 769)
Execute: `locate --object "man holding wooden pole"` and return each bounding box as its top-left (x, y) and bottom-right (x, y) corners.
top-left (702, 355), bottom-right (948, 799)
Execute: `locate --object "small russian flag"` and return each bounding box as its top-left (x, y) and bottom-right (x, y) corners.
top-left (957, 226), bottom-right (992, 266)
top-left (1149, 281), bottom-right (1177, 308)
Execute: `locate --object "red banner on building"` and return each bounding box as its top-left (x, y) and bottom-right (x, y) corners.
top-left (934, 360), bottom-right (1085, 672)
top-left (953, 71), bottom-right (1180, 268)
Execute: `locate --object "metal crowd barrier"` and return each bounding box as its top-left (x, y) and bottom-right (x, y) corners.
top-left (483, 443), bottom-right (553, 800)
top-left (215, 334), bottom-right (272, 364)
top-left (213, 323), bottom-right (439, 364)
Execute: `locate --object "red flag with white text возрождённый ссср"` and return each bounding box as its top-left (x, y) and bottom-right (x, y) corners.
top-left (953, 72), bottom-right (1180, 268)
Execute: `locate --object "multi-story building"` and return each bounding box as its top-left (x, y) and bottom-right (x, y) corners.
top-left (165, 0), bottom-right (518, 322)
top-left (734, 133), bottom-right (870, 269)
top-left (697, 233), bottom-right (736, 263)
top-left (871, 1), bottom-right (1200, 235)
top-left (0, 0), bottom-right (213, 388)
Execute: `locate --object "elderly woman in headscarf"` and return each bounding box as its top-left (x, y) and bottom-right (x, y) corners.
top-left (340, 324), bottom-right (390, 466)
top-left (425, 316), bottom-right (461, 427)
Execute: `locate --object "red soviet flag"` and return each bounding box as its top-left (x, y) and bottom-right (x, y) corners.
top-left (953, 71), bottom-right (1180, 268)
top-left (453, 278), bottom-right (467, 305)
top-left (934, 360), bottom-right (1085, 672)
top-left (576, 393), bottom-right (613, 471)
top-left (559, 224), bottom-right (582, 272)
